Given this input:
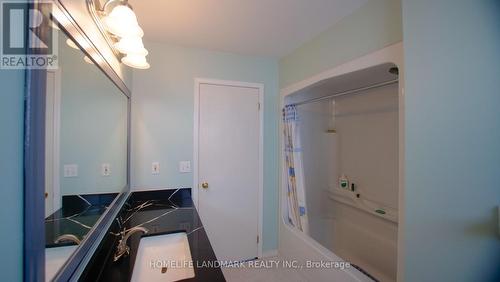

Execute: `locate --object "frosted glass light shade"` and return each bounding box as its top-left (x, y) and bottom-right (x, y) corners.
top-left (103, 5), bottom-right (143, 38)
top-left (83, 56), bottom-right (93, 64)
top-left (122, 54), bottom-right (150, 69)
top-left (114, 37), bottom-right (148, 56)
top-left (51, 21), bottom-right (60, 30)
top-left (66, 38), bottom-right (79, 50)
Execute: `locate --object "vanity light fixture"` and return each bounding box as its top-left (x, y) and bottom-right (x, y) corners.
top-left (89, 0), bottom-right (150, 69)
top-left (66, 38), bottom-right (79, 50)
top-left (102, 5), bottom-right (143, 38)
top-left (114, 36), bottom-right (148, 56)
top-left (83, 56), bottom-right (93, 64)
top-left (121, 53), bottom-right (150, 69)
top-left (51, 21), bottom-right (60, 30)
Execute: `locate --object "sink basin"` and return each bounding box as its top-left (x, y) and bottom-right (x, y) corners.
top-left (45, 245), bottom-right (78, 281)
top-left (131, 232), bottom-right (195, 282)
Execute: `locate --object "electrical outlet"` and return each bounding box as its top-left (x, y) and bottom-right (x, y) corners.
top-left (63, 164), bottom-right (78, 178)
top-left (101, 163), bottom-right (111, 176)
top-left (179, 161), bottom-right (191, 173)
top-left (152, 162), bottom-right (160, 175)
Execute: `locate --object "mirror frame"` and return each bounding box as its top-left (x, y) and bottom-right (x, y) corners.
top-left (24, 1), bottom-right (131, 281)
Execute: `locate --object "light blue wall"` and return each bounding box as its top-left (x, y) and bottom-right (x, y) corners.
top-left (403, 1), bottom-right (500, 281)
top-left (131, 41), bottom-right (279, 251)
top-left (279, 0), bottom-right (402, 88)
top-left (0, 0), bottom-right (24, 279)
top-left (0, 70), bottom-right (24, 281)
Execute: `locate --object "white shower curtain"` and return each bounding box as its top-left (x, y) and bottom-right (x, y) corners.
top-left (283, 105), bottom-right (309, 233)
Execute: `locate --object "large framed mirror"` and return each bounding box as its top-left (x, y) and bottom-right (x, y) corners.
top-left (43, 26), bottom-right (128, 281)
top-left (24, 1), bottom-right (131, 281)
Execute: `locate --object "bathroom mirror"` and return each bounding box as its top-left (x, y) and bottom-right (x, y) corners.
top-left (42, 20), bottom-right (129, 281)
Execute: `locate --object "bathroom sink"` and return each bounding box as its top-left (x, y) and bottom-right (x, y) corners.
top-left (45, 245), bottom-right (78, 281)
top-left (131, 232), bottom-right (195, 282)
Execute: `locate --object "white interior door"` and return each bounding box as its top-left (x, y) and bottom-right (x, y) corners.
top-left (197, 82), bottom-right (261, 262)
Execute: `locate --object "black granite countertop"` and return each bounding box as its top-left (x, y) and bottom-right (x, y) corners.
top-left (79, 188), bottom-right (225, 282)
top-left (45, 193), bottom-right (117, 248)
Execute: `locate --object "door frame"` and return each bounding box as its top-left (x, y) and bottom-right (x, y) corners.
top-left (193, 78), bottom-right (264, 258)
top-left (46, 68), bottom-right (62, 214)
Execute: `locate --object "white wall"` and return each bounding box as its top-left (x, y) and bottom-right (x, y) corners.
top-left (297, 101), bottom-right (337, 249)
top-left (296, 83), bottom-right (399, 281)
top-left (131, 41), bottom-right (280, 252)
top-left (333, 84), bottom-right (398, 281)
top-left (334, 83), bottom-right (399, 209)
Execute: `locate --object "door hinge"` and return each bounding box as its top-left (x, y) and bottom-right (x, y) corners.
top-left (258, 102), bottom-right (261, 111)
top-left (257, 235), bottom-right (259, 244)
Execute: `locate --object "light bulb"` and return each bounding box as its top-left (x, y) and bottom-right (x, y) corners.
top-left (51, 21), bottom-right (60, 30)
top-left (83, 56), bottom-right (93, 64)
top-left (122, 54), bottom-right (150, 69)
top-left (109, 5), bottom-right (136, 22)
top-left (103, 5), bottom-right (143, 38)
top-left (114, 37), bottom-right (148, 55)
top-left (66, 38), bottom-right (79, 50)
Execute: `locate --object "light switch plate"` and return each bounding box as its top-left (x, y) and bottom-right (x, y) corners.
top-left (179, 161), bottom-right (191, 173)
top-left (63, 164), bottom-right (78, 178)
top-left (101, 163), bottom-right (111, 176)
top-left (152, 162), bottom-right (160, 175)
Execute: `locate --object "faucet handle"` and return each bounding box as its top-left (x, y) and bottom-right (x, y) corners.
top-left (115, 217), bottom-right (122, 229)
top-left (113, 226), bottom-right (148, 262)
top-left (55, 234), bottom-right (81, 245)
top-left (113, 238), bottom-right (130, 261)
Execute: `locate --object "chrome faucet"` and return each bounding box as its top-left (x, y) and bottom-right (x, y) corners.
top-left (55, 234), bottom-right (81, 245)
top-left (113, 226), bottom-right (149, 261)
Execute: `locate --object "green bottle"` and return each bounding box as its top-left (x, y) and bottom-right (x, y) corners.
top-left (339, 174), bottom-right (349, 189)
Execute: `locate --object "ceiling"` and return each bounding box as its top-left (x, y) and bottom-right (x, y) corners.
top-left (129, 0), bottom-right (367, 58)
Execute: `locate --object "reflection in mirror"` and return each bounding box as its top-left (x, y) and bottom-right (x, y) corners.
top-left (44, 21), bottom-right (128, 281)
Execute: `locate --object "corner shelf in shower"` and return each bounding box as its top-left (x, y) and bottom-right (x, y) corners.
top-left (328, 188), bottom-right (398, 223)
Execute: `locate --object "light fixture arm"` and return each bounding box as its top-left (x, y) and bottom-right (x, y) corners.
top-left (99, 0), bottom-right (132, 14)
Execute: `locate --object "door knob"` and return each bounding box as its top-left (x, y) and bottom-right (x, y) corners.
top-left (201, 182), bottom-right (209, 189)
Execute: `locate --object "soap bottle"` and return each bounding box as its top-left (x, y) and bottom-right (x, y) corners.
top-left (339, 174), bottom-right (349, 190)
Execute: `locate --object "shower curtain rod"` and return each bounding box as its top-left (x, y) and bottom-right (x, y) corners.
top-left (291, 79), bottom-right (399, 106)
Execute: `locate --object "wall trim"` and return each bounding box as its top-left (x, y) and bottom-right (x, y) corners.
top-left (46, 68), bottom-right (62, 213)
